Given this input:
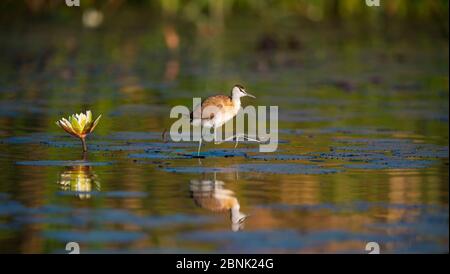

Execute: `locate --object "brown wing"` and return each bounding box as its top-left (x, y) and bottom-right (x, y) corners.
top-left (190, 95), bottom-right (232, 121)
top-left (193, 196), bottom-right (227, 212)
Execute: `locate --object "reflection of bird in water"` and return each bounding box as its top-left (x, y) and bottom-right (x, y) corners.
top-left (57, 166), bottom-right (100, 200)
top-left (190, 175), bottom-right (247, 232)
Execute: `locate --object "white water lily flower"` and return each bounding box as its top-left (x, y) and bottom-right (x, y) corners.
top-left (56, 110), bottom-right (101, 152)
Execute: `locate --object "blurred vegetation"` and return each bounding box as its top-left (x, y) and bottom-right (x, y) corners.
top-left (0, 0), bottom-right (448, 35)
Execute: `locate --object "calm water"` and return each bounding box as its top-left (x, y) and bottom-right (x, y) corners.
top-left (0, 18), bottom-right (448, 253)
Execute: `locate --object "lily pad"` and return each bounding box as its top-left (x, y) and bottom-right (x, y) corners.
top-left (344, 159), bottom-right (435, 169)
top-left (246, 154), bottom-right (314, 160)
top-left (163, 166), bottom-right (237, 173)
top-left (392, 144), bottom-right (449, 159)
top-left (234, 163), bottom-right (341, 174)
top-left (185, 149), bottom-right (248, 158)
top-left (311, 151), bottom-right (387, 161)
top-left (106, 131), bottom-right (162, 141)
top-left (129, 152), bottom-right (188, 160)
top-left (332, 138), bottom-right (448, 160)
top-left (15, 160), bottom-right (113, 167)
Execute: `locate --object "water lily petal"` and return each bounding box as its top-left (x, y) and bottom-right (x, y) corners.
top-left (88, 114), bottom-right (102, 133)
top-left (60, 118), bottom-right (75, 133)
top-left (70, 115), bottom-right (82, 135)
top-left (57, 120), bottom-right (78, 137)
top-left (56, 121), bottom-right (65, 131)
top-left (86, 110), bottom-right (92, 123)
top-left (61, 118), bottom-right (72, 127)
top-left (83, 110), bottom-right (93, 133)
top-left (78, 112), bottom-right (87, 130)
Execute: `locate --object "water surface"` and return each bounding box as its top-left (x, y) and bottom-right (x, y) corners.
top-left (0, 18), bottom-right (448, 253)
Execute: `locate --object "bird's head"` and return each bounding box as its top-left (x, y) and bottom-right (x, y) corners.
top-left (232, 84), bottom-right (255, 99)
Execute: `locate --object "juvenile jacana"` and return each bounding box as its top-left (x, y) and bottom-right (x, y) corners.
top-left (190, 84), bottom-right (258, 156)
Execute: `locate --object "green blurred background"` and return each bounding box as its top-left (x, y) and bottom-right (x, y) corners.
top-left (0, 0), bottom-right (448, 33)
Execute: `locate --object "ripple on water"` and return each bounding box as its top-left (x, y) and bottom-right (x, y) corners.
top-left (56, 247), bottom-right (194, 254)
top-left (256, 201), bottom-right (446, 213)
top-left (178, 229), bottom-right (397, 252)
top-left (56, 191), bottom-right (148, 198)
top-left (1, 199), bottom-right (219, 231)
top-left (0, 133), bottom-right (66, 144)
top-left (43, 230), bottom-right (147, 243)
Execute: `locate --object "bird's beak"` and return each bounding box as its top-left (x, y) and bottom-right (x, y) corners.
top-left (246, 93), bottom-right (256, 98)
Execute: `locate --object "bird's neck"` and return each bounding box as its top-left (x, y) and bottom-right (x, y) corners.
top-left (232, 96), bottom-right (241, 110)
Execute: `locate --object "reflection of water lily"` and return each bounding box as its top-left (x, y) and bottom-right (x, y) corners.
top-left (56, 110), bottom-right (101, 152)
top-left (57, 166), bottom-right (100, 200)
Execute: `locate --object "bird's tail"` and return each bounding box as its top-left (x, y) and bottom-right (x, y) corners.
top-left (162, 113), bottom-right (191, 142)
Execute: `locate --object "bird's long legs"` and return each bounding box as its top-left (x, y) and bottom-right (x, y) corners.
top-left (214, 128), bottom-right (220, 145)
top-left (234, 134), bottom-right (261, 148)
top-left (217, 134), bottom-right (261, 148)
top-left (197, 136), bottom-right (202, 156)
top-left (197, 126), bottom-right (260, 155)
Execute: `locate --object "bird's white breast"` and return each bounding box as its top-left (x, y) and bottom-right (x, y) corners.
top-left (215, 99), bottom-right (240, 128)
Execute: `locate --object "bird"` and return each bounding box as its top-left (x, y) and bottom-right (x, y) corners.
top-left (190, 84), bottom-right (258, 156)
